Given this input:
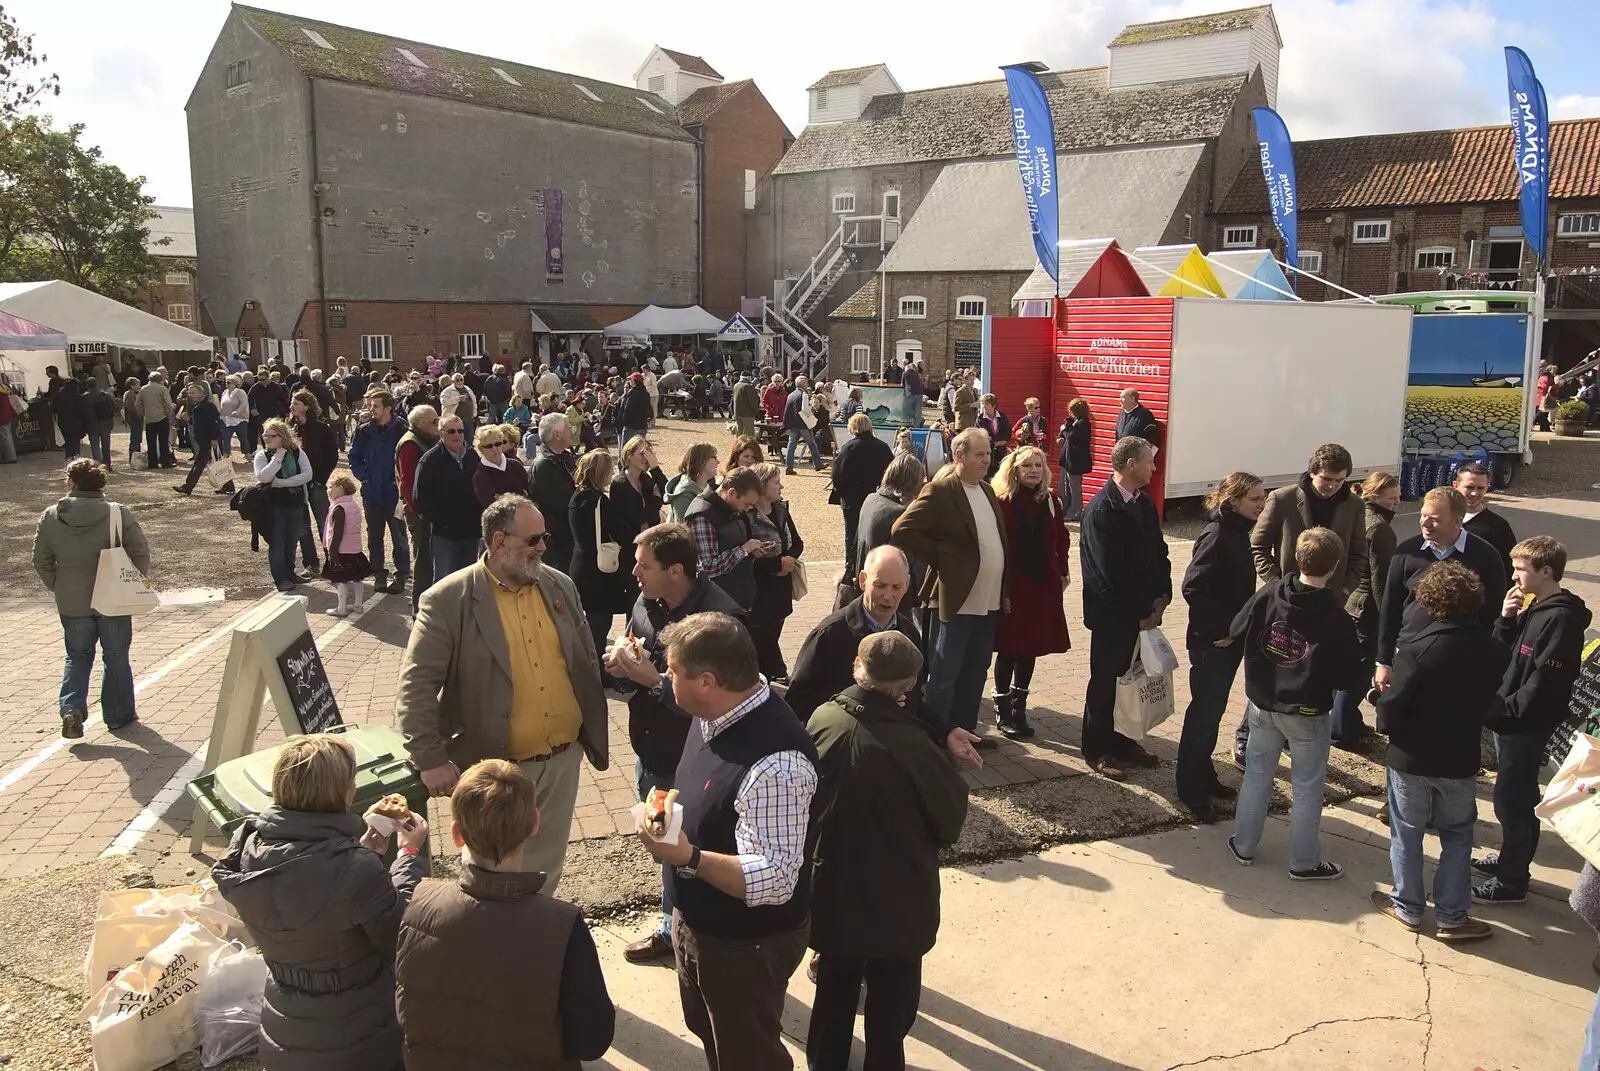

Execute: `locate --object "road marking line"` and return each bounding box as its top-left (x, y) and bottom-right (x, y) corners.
top-left (0, 597), bottom-right (270, 796)
top-left (101, 591), bottom-right (390, 857)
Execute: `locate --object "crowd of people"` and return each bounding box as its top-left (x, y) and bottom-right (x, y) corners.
top-left (23, 345), bottom-right (1600, 1068)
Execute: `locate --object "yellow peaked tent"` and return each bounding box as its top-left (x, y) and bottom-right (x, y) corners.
top-left (1129, 245), bottom-right (1227, 298)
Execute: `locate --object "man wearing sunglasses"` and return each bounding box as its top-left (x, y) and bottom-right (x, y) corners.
top-left (398, 492), bottom-right (610, 891)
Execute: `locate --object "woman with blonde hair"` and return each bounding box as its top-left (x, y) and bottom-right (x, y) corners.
top-left (254, 417), bottom-right (313, 591)
top-left (569, 447), bottom-right (621, 653)
top-left (470, 423), bottom-right (527, 508)
top-left (213, 734), bottom-right (428, 1071)
top-left (610, 435), bottom-right (667, 609)
top-left (990, 445), bottom-right (1070, 738)
top-left (666, 441), bottom-right (719, 522)
top-left (748, 461), bottom-right (805, 681)
top-left (1176, 470), bottom-right (1266, 819)
top-left (1334, 470), bottom-right (1402, 744)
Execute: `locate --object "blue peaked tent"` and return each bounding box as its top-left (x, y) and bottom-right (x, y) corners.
top-left (716, 313), bottom-right (762, 341)
top-left (1205, 250), bottom-right (1298, 301)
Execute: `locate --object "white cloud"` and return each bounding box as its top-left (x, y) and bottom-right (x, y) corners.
top-left (1553, 93), bottom-right (1600, 119)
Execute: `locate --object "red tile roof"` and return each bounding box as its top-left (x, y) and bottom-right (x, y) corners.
top-left (677, 79), bottom-right (750, 125)
top-left (660, 48), bottom-right (721, 80)
top-left (1220, 118), bottom-right (1600, 212)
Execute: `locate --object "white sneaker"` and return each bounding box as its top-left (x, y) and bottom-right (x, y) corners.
top-left (325, 606), bottom-right (350, 618)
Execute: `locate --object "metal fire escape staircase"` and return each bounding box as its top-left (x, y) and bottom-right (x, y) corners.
top-left (764, 215), bottom-right (897, 378)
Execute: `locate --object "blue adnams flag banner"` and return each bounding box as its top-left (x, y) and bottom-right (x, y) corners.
top-left (1505, 46), bottom-right (1549, 262)
top-left (1001, 66), bottom-right (1059, 284)
top-left (1251, 107), bottom-right (1299, 278)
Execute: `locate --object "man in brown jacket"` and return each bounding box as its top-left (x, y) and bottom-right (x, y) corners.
top-left (397, 492), bottom-right (609, 890)
top-left (397, 760), bottom-right (615, 1068)
top-left (952, 370), bottom-right (980, 431)
top-left (891, 427), bottom-right (1009, 746)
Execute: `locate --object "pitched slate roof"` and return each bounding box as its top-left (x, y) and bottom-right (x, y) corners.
top-left (1219, 118), bottom-right (1600, 212)
top-left (808, 65), bottom-right (889, 91)
top-left (1110, 5), bottom-right (1275, 46)
top-left (660, 48), bottom-right (721, 80)
top-left (880, 142), bottom-right (1205, 273)
top-left (829, 277), bottom-right (879, 319)
top-left (775, 67), bottom-right (1245, 174)
top-left (677, 79), bottom-right (750, 125)
top-left (236, 5), bottom-right (692, 142)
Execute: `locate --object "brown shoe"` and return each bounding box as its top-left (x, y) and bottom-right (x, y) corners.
top-left (1436, 917), bottom-right (1493, 942)
top-left (1120, 742), bottom-right (1161, 768)
top-left (1088, 755), bottom-right (1128, 780)
top-left (623, 931), bottom-right (673, 963)
top-left (1369, 890), bottom-right (1422, 933)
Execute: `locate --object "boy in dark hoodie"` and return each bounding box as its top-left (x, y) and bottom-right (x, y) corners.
top-left (1473, 536), bottom-right (1592, 905)
top-left (1229, 528), bottom-right (1362, 880)
top-left (1369, 562), bottom-right (1509, 941)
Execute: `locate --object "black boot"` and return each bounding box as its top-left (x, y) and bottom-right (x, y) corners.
top-left (995, 692), bottom-right (1024, 740)
top-left (1008, 688), bottom-right (1035, 739)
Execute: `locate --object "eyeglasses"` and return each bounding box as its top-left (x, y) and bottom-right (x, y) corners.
top-left (442, 428), bottom-right (465, 436)
top-left (520, 533), bottom-right (551, 547)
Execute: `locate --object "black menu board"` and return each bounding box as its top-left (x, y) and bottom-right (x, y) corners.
top-left (275, 629), bottom-right (343, 735)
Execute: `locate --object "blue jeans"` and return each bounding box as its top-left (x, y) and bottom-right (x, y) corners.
top-left (59, 614), bottom-right (135, 725)
top-left (299, 482), bottom-right (329, 567)
top-left (1387, 769), bottom-right (1478, 927)
top-left (1329, 620), bottom-right (1375, 742)
top-left (366, 498), bottom-right (410, 580)
top-left (126, 419), bottom-right (142, 460)
top-left (1493, 730), bottom-right (1550, 894)
top-left (1232, 702), bottom-right (1332, 872)
top-left (87, 428), bottom-right (112, 465)
top-left (634, 759), bottom-right (676, 940)
top-left (786, 429), bottom-right (821, 469)
top-left (219, 423), bottom-right (248, 456)
top-left (1584, 986), bottom-right (1600, 1071)
top-left (1177, 642), bottom-right (1244, 804)
top-left (267, 501), bottom-right (303, 587)
top-left (926, 611), bottom-right (999, 734)
top-left (432, 535), bottom-right (481, 584)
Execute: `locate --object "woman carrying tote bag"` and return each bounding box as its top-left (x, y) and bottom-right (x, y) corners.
top-left (31, 458), bottom-right (152, 738)
top-left (569, 449), bottom-right (623, 655)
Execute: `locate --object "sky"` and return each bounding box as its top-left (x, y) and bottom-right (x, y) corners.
top-left (9, 0), bottom-right (1598, 208)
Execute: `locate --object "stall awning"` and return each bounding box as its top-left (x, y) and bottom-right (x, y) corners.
top-left (1130, 245), bottom-right (1227, 298)
top-left (606, 304), bottom-right (726, 336)
top-left (0, 279), bottom-right (214, 350)
top-left (0, 310), bottom-right (67, 350)
top-left (1012, 239), bottom-right (1150, 303)
top-left (1205, 250), bottom-right (1298, 300)
top-left (532, 306), bottom-right (605, 333)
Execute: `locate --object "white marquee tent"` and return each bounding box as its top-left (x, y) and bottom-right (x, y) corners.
top-left (604, 304), bottom-right (725, 338)
top-left (0, 280), bottom-right (214, 351)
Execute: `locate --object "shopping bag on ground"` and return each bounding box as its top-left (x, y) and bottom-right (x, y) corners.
top-left (84, 880), bottom-right (245, 995)
top-left (86, 917), bottom-right (230, 1071)
top-left (195, 941), bottom-right (267, 1067)
top-left (91, 505), bottom-right (158, 617)
top-left (1139, 627), bottom-right (1180, 676)
top-left (129, 449), bottom-right (148, 470)
top-left (1113, 649), bottom-right (1175, 740)
top-left (202, 452), bottom-right (234, 491)
top-left (1536, 732), bottom-right (1600, 869)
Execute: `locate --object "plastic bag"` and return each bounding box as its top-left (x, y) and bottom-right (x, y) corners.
top-left (1139, 628), bottom-right (1180, 676)
top-left (86, 918), bottom-right (230, 1071)
top-left (195, 942), bottom-right (267, 1067)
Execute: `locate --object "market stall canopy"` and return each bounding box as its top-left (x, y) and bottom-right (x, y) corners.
top-left (1131, 245), bottom-right (1227, 298)
top-left (0, 310), bottom-right (67, 350)
top-left (1012, 239), bottom-right (1149, 304)
top-left (531, 306), bottom-right (605, 334)
top-left (1205, 250), bottom-right (1297, 300)
top-left (0, 280), bottom-right (214, 350)
top-left (716, 313), bottom-right (763, 341)
top-left (605, 304), bottom-right (725, 336)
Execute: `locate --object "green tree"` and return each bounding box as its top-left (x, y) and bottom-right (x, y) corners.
top-left (0, 115), bottom-right (163, 302)
top-left (0, 5), bottom-right (58, 120)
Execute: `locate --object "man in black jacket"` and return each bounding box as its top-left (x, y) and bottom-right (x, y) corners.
top-left (173, 383), bottom-right (223, 495)
top-left (1455, 460), bottom-right (1517, 584)
top-left (1078, 436), bottom-right (1171, 778)
top-left (1474, 536), bottom-right (1592, 905)
top-left (829, 413), bottom-right (894, 578)
top-left (528, 412), bottom-right (578, 575)
top-left (605, 524), bottom-right (745, 963)
top-left (482, 363), bottom-right (513, 419)
top-left (1375, 486), bottom-right (1507, 694)
top-left (1370, 562), bottom-right (1508, 941)
top-left (619, 374), bottom-right (654, 446)
top-left (413, 416), bottom-right (483, 584)
top-left (683, 468), bottom-right (771, 611)
top-left (1115, 388), bottom-right (1160, 448)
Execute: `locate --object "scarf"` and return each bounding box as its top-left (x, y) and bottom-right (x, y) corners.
top-left (276, 448), bottom-right (301, 479)
top-left (1011, 493), bottom-right (1049, 586)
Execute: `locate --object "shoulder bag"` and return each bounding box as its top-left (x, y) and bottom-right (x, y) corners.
top-left (595, 498), bottom-right (620, 574)
top-left (91, 506), bottom-right (159, 617)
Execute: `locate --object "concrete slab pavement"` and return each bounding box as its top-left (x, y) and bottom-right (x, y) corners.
top-left (585, 793), bottom-right (1596, 1070)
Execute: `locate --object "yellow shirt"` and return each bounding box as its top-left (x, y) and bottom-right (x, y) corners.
top-left (487, 563), bottom-right (584, 761)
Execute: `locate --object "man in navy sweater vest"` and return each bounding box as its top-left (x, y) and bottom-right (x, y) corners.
top-left (636, 611), bottom-right (818, 1071)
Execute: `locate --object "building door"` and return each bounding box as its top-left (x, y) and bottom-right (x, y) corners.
top-left (882, 190), bottom-right (900, 219)
top-left (895, 339), bottom-right (921, 373)
top-left (1485, 239), bottom-right (1523, 285)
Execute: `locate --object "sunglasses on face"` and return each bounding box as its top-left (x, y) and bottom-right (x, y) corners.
top-left (443, 428), bottom-right (465, 436)
top-left (518, 532), bottom-right (551, 547)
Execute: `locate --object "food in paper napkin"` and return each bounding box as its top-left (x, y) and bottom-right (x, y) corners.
top-left (364, 793), bottom-right (412, 836)
top-left (645, 787), bottom-right (679, 837)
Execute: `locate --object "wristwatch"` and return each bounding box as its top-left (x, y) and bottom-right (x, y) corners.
top-left (676, 845), bottom-right (701, 879)
top-left (649, 677), bottom-right (666, 700)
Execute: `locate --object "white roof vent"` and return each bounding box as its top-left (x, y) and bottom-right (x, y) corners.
top-left (574, 83), bottom-right (602, 102)
top-left (301, 27), bottom-right (335, 50)
top-left (637, 96), bottom-right (663, 114)
top-left (396, 47), bottom-right (428, 69)
top-left (492, 67), bottom-right (521, 86)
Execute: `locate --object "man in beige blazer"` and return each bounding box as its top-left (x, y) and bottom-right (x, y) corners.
top-left (891, 427), bottom-right (1009, 747)
top-left (398, 492), bottom-right (609, 891)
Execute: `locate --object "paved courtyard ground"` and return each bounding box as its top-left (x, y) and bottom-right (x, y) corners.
top-left (1, 424), bottom-right (1597, 1068)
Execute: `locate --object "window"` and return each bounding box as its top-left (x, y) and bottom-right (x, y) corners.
top-left (955, 296), bottom-right (987, 319)
top-left (1297, 250), bottom-right (1323, 274)
top-left (362, 334), bottom-right (394, 363)
top-left (832, 192), bottom-right (855, 214)
top-left (225, 60), bottom-right (250, 88)
top-left (395, 47), bottom-right (427, 69)
top-left (1353, 220), bottom-right (1391, 243)
top-left (637, 97), bottom-right (663, 114)
top-left (574, 83), bottom-right (602, 102)
top-left (1415, 247), bottom-right (1455, 270)
top-left (166, 304), bottom-right (192, 323)
top-left (1183, 213), bottom-right (1193, 241)
top-left (164, 271), bottom-right (190, 287)
top-left (816, 88), bottom-right (829, 109)
top-left (883, 190), bottom-right (900, 219)
top-left (648, 74), bottom-right (665, 92)
top-left (300, 27), bottom-right (335, 50)
top-left (458, 333), bottom-right (486, 357)
top-left (492, 67), bottom-right (521, 86)
top-left (850, 345), bottom-right (872, 374)
top-left (1223, 225), bottom-right (1257, 248)
top-left (898, 296), bottom-right (926, 319)
top-left (1559, 213), bottom-right (1600, 238)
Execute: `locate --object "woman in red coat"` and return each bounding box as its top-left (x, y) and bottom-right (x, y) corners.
top-left (992, 445), bottom-right (1071, 738)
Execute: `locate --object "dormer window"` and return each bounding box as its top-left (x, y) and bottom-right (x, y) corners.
top-left (816, 88), bottom-right (829, 109)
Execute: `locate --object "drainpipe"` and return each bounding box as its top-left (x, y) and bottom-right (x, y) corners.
top-left (878, 266), bottom-right (887, 380)
top-left (308, 79), bottom-right (330, 370)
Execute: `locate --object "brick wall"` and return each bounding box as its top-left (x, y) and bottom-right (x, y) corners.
top-left (882, 271), bottom-right (1029, 376)
top-left (698, 85), bottom-right (792, 318)
top-left (133, 258), bottom-right (200, 331)
top-left (825, 320), bottom-right (880, 380)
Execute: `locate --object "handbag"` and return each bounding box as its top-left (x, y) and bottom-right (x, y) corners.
top-left (790, 558), bottom-right (810, 601)
top-left (1536, 733), bottom-right (1600, 869)
top-left (799, 406), bottom-right (818, 430)
top-left (1113, 647), bottom-right (1175, 740)
top-left (90, 506), bottom-right (159, 617)
top-left (594, 499), bottom-right (620, 574)
top-left (201, 449), bottom-right (234, 491)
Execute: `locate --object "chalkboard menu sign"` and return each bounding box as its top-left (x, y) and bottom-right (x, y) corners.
top-left (275, 629), bottom-right (342, 734)
top-left (954, 339), bottom-right (982, 369)
top-left (1544, 632), bottom-right (1600, 765)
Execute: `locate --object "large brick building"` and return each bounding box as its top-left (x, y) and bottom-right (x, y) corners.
top-left (134, 206), bottom-right (217, 338)
top-left (1214, 118), bottom-right (1600, 361)
top-left (762, 5), bottom-right (1281, 378)
top-left (188, 8), bottom-right (788, 370)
